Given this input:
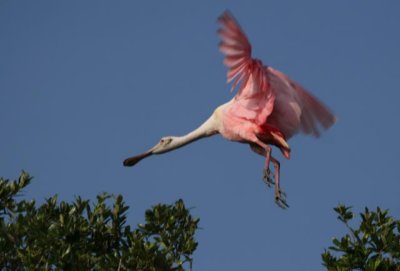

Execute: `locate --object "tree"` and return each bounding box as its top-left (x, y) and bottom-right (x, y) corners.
top-left (0, 172), bottom-right (199, 270)
top-left (322, 204), bottom-right (400, 271)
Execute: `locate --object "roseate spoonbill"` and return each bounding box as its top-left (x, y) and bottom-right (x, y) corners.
top-left (123, 11), bottom-right (335, 208)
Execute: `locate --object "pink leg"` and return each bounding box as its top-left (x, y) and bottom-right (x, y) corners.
top-left (271, 156), bottom-right (288, 208)
top-left (262, 145), bottom-right (274, 186)
top-left (249, 141), bottom-right (288, 208)
top-left (250, 143), bottom-right (274, 186)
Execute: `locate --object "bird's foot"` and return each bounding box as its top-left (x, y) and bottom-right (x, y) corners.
top-left (262, 168), bottom-right (275, 187)
top-left (275, 189), bottom-right (289, 209)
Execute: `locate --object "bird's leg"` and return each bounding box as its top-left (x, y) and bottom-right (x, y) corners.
top-left (249, 142), bottom-right (288, 207)
top-left (262, 145), bottom-right (274, 187)
top-left (270, 157), bottom-right (289, 208)
top-left (249, 143), bottom-right (274, 186)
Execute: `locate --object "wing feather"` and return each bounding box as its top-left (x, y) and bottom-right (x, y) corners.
top-left (218, 11), bottom-right (335, 136)
top-left (267, 68), bottom-right (336, 137)
top-left (218, 11), bottom-right (252, 85)
top-left (218, 11), bottom-right (274, 125)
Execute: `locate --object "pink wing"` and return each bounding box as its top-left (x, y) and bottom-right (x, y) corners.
top-left (218, 11), bottom-right (335, 138)
top-left (266, 67), bottom-right (336, 138)
top-left (218, 11), bottom-right (274, 126)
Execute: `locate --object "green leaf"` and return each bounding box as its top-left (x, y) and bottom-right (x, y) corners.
top-left (0, 172), bottom-right (199, 270)
top-left (322, 204), bottom-right (400, 271)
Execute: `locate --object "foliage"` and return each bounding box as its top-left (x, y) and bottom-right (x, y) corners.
top-left (322, 204), bottom-right (400, 271)
top-left (0, 172), bottom-right (199, 270)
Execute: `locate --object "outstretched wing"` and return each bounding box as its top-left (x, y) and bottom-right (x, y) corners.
top-left (218, 11), bottom-right (335, 137)
top-left (267, 67), bottom-right (336, 137)
top-left (218, 11), bottom-right (274, 126)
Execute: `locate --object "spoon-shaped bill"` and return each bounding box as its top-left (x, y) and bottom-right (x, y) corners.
top-left (123, 151), bottom-right (152, 167)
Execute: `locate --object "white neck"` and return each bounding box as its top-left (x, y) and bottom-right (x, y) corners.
top-left (171, 113), bottom-right (219, 150)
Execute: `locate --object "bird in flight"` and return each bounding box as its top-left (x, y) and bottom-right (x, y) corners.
top-left (124, 11), bottom-right (335, 208)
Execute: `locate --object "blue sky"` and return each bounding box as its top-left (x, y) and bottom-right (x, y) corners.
top-left (1, 1), bottom-right (400, 270)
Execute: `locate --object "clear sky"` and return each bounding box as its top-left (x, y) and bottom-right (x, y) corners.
top-left (1, 1), bottom-right (400, 270)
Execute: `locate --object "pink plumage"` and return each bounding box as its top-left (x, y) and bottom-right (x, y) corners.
top-left (215, 11), bottom-right (335, 206)
top-left (218, 11), bottom-right (335, 141)
top-left (124, 11), bottom-right (335, 208)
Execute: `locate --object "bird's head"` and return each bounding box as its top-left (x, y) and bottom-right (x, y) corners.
top-left (152, 136), bottom-right (177, 154)
top-left (123, 136), bottom-right (179, 167)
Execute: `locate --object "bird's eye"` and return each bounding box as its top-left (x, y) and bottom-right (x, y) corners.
top-left (160, 138), bottom-right (172, 146)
